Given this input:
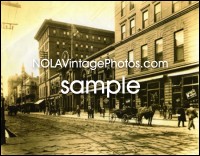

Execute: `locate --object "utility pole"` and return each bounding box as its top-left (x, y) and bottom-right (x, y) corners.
top-left (40, 51), bottom-right (48, 115)
top-left (1, 1), bottom-right (21, 30)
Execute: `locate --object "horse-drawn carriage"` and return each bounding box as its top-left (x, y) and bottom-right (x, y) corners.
top-left (109, 104), bottom-right (160, 126)
top-left (109, 107), bottom-right (138, 123)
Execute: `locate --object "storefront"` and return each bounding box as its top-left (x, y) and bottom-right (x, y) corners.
top-left (171, 73), bottom-right (199, 111)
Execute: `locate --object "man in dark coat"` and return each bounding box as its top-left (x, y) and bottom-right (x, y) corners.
top-left (177, 106), bottom-right (186, 127)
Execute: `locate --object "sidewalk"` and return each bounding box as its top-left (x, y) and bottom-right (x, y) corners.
top-left (31, 111), bottom-right (199, 128)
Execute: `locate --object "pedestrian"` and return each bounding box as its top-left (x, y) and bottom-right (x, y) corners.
top-left (177, 105), bottom-right (186, 127)
top-left (186, 104), bottom-right (198, 130)
top-left (159, 108), bottom-right (163, 117)
top-left (91, 107), bottom-right (94, 118)
top-left (77, 105), bottom-right (80, 117)
top-left (88, 106), bottom-right (91, 119)
top-left (163, 104), bottom-right (167, 119)
top-left (102, 107), bottom-right (105, 118)
top-left (168, 106), bottom-right (173, 119)
top-left (99, 107), bottom-right (102, 116)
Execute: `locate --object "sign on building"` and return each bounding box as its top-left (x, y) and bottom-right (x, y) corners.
top-left (186, 89), bottom-right (197, 99)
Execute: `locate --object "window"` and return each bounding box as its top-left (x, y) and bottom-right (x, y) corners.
top-left (98, 37), bottom-right (101, 40)
top-left (67, 32), bottom-right (70, 36)
top-left (81, 55), bottom-right (83, 58)
top-left (173, 1), bottom-right (181, 13)
top-left (64, 31), bottom-right (66, 35)
top-left (121, 24), bottom-right (126, 40)
top-left (56, 41), bottom-right (59, 48)
top-left (86, 55), bottom-right (88, 58)
top-left (141, 45), bottom-right (148, 71)
top-left (121, 1), bottom-right (125, 16)
top-left (92, 36), bottom-right (95, 40)
top-left (75, 54), bottom-right (78, 57)
top-left (128, 50), bottom-right (134, 74)
top-left (75, 44), bottom-right (78, 50)
top-left (174, 30), bottom-right (184, 62)
top-left (62, 42), bottom-right (65, 45)
top-left (86, 45), bottom-right (88, 49)
top-left (130, 1), bottom-right (134, 10)
top-left (53, 30), bottom-right (56, 34)
top-left (154, 3), bottom-right (161, 22)
top-left (86, 35), bottom-right (89, 39)
top-left (130, 18), bottom-right (135, 35)
top-left (155, 38), bottom-right (163, 64)
top-left (143, 10), bottom-right (148, 28)
top-left (91, 46), bottom-right (93, 51)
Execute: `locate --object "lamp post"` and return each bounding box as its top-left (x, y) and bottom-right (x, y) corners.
top-left (40, 51), bottom-right (48, 115)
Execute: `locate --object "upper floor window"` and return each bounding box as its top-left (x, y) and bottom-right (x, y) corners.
top-left (130, 1), bottom-right (134, 10)
top-left (130, 18), bottom-right (135, 35)
top-left (53, 30), bottom-right (56, 34)
top-left (174, 30), bottom-right (184, 62)
top-left (91, 45), bottom-right (93, 51)
top-left (143, 10), bottom-right (148, 28)
top-left (141, 45), bottom-right (148, 71)
top-left (155, 38), bottom-right (163, 63)
top-left (128, 50), bottom-right (134, 75)
top-left (154, 3), bottom-right (161, 22)
top-left (64, 31), bottom-right (66, 35)
top-left (173, 1), bottom-right (181, 13)
top-left (121, 1), bottom-right (125, 17)
top-left (86, 35), bottom-right (89, 39)
top-left (98, 37), bottom-right (101, 41)
top-left (121, 24), bottom-right (126, 40)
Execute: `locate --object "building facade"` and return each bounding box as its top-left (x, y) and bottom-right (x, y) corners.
top-left (35, 19), bottom-right (114, 114)
top-left (80, 44), bottom-right (116, 113)
top-left (114, 1), bottom-right (199, 112)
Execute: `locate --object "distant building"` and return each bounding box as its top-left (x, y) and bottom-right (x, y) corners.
top-left (35, 19), bottom-right (114, 114)
top-left (8, 64), bottom-right (39, 108)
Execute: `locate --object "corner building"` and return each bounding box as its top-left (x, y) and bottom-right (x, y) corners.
top-left (114, 1), bottom-right (199, 112)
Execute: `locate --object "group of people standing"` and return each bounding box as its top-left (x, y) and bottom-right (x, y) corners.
top-left (162, 104), bottom-right (198, 130)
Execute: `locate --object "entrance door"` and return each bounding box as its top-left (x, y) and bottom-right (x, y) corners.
top-left (148, 90), bottom-right (159, 106)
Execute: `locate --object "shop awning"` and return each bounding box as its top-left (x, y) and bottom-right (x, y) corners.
top-left (34, 99), bottom-right (44, 105)
top-left (137, 75), bottom-right (163, 83)
top-left (168, 67), bottom-right (199, 77)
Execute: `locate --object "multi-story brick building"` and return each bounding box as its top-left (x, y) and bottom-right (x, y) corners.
top-left (114, 1), bottom-right (199, 112)
top-left (35, 19), bottom-right (114, 114)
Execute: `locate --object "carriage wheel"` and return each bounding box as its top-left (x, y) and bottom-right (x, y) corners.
top-left (109, 113), bottom-right (117, 123)
top-left (122, 114), bottom-right (129, 123)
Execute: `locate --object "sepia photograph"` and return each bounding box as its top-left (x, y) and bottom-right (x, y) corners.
top-left (1, 1), bottom-right (199, 155)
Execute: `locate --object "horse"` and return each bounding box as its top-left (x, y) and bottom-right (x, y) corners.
top-left (137, 104), bottom-right (160, 126)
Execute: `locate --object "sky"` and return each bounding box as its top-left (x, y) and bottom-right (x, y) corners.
top-left (1, 1), bottom-right (115, 96)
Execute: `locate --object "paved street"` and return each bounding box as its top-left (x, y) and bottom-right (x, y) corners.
top-left (1, 112), bottom-right (199, 155)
